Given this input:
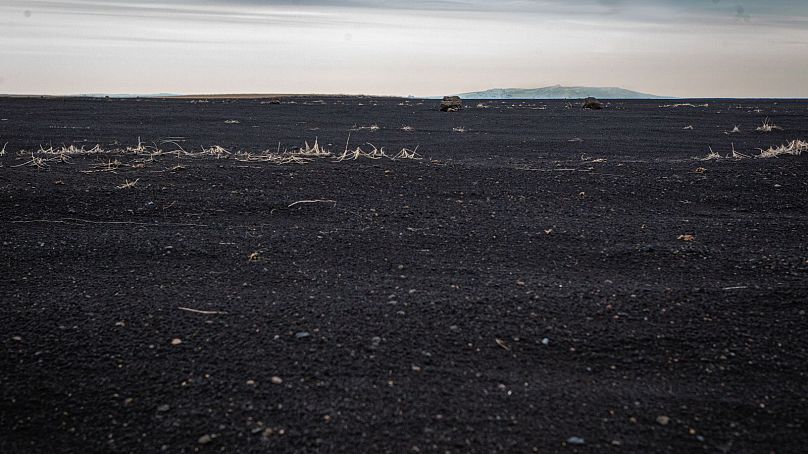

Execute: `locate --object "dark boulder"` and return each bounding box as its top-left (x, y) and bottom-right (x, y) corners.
top-left (267, 98), bottom-right (282, 105)
top-left (440, 96), bottom-right (462, 112)
top-left (583, 97), bottom-right (603, 109)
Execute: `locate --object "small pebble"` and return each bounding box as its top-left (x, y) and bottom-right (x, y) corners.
top-left (295, 331), bottom-right (311, 339)
top-left (657, 415), bottom-right (670, 426)
top-left (567, 436), bottom-right (585, 445)
top-left (541, 338), bottom-right (550, 346)
top-left (271, 376), bottom-right (283, 385)
top-left (157, 404), bottom-right (170, 412)
top-left (171, 338), bottom-right (182, 345)
top-left (198, 434), bottom-right (213, 444)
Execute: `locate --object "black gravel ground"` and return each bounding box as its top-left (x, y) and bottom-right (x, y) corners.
top-left (1, 97), bottom-right (807, 453)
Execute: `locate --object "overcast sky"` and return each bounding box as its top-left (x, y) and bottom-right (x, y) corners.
top-left (1, 0), bottom-right (807, 97)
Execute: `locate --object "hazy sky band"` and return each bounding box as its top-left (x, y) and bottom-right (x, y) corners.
top-left (2, 0), bottom-right (807, 96)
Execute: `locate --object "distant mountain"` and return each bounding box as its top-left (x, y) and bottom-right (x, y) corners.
top-left (78, 93), bottom-right (179, 98)
top-left (456, 85), bottom-right (669, 100)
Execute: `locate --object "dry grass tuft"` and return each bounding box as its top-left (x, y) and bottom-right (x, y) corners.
top-left (12, 152), bottom-right (48, 169)
top-left (351, 124), bottom-right (380, 132)
top-left (116, 178), bottom-right (139, 189)
top-left (199, 145), bottom-right (232, 159)
top-left (729, 143), bottom-right (750, 159)
top-left (84, 159), bottom-right (123, 173)
top-left (697, 144), bottom-right (751, 161)
top-left (334, 146), bottom-right (366, 162)
top-left (234, 152), bottom-right (312, 165)
top-left (660, 103), bottom-right (709, 108)
top-left (392, 147), bottom-right (422, 160)
top-left (757, 140), bottom-right (807, 158)
top-left (294, 138), bottom-right (330, 157)
top-left (698, 148), bottom-right (722, 161)
top-left (756, 118), bottom-right (783, 132)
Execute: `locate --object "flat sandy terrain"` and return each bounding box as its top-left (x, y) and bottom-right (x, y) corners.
top-left (1, 97), bottom-right (806, 453)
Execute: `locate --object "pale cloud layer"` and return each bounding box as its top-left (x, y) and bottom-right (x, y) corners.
top-left (1, 0), bottom-right (807, 97)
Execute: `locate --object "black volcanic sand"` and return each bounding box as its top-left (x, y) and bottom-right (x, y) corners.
top-left (1, 97), bottom-right (807, 453)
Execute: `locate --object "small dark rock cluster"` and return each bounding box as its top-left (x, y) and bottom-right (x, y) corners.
top-left (583, 97), bottom-right (603, 109)
top-left (440, 96), bottom-right (462, 112)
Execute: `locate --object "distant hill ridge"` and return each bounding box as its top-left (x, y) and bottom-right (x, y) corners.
top-left (457, 85), bottom-right (668, 99)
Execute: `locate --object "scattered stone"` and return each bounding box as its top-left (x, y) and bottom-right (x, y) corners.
top-left (495, 338), bottom-right (510, 351)
top-left (541, 338), bottom-right (550, 346)
top-left (270, 376), bottom-right (283, 385)
top-left (157, 404), bottom-right (170, 412)
top-left (262, 427), bottom-right (286, 439)
top-left (371, 336), bottom-right (382, 347)
top-left (440, 96), bottom-right (462, 112)
top-left (198, 434), bottom-right (213, 444)
top-left (295, 331), bottom-right (311, 339)
top-left (582, 97), bottom-right (603, 109)
top-left (567, 436), bottom-right (586, 445)
top-left (657, 415), bottom-right (670, 426)
top-left (246, 379), bottom-right (256, 386)
top-left (171, 338), bottom-right (182, 346)
top-left (268, 98), bottom-right (281, 105)
top-left (11, 336), bottom-right (22, 341)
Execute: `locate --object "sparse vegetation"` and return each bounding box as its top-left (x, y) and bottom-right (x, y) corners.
top-left (13, 137), bottom-right (422, 168)
top-left (294, 138), bottom-right (330, 157)
top-left (393, 147), bottom-right (421, 160)
top-left (757, 140), bottom-right (807, 158)
top-left (116, 178), bottom-right (139, 189)
top-left (351, 124), bottom-right (380, 132)
top-left (199, 145), bottom-right (232, 159)
top-left (660, 103), bottom-right (709, 108)
top-left (12, 152), bottom-right (49, 169)
top-left (756, 118), bottom-right (783, 132)
top-left (83, 159), bottom-right (123, 173)
top-left (697, 140), bottom-right (805, 161)
top-left (698, 148), bottom-right (723, 161)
